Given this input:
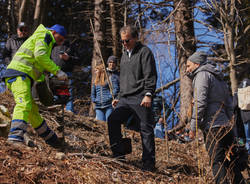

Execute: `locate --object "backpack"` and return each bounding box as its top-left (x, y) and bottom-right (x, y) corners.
top-left (238, 78), bottom-right (250, 110)
top-left (152, 96), bottom-right (163, 123)
top-left (231, 139), bottom-right (249, 171)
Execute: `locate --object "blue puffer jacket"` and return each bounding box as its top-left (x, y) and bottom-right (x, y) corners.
top-left (91, 75), bottom-right (120, 109)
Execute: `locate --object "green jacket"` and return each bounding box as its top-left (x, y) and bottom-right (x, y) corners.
top-left (7, 24), bottom-right (60, 81)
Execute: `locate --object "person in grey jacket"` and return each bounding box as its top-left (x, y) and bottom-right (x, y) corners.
top-left (1, 22), bottom-right (29, 93)
top-left (51, 40), bottom-right (80, 113)
top-left (2, 22), bottom-right (29, 65)
top-left (186, 51), bottom-right (245, 184)
top-left (107, 25), bottom-right (157, 172)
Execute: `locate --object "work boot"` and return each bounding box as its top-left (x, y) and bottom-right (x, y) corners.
top-left (46, 137), bottom-right (65, 149)
top-left (35, 120), bottom-right (64, 149)
top-left (24, 133), bottom-right (36, 147)
top-left (142, 161), bottom-right (156, 172)
top-left (6, 139), bottom-right (29, 149)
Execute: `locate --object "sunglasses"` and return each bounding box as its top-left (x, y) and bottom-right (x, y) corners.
top-left (19, 27), bottom-right (28, 32)
top-left (121, 39), bottom-right (131, 44)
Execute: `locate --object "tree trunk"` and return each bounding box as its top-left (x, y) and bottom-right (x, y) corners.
top-left (136, 0), bottom-right (144, 43)
top-left (33, 0), bottom-right (42, 30)
top-left (108, 0), bottom-right (123, 57)
top-left (7, 0), bottom-right (16, 34)
top-left (224, 1), bottom-right (238, 94)
top-left (173, 0), bottom-right (196, 125)
top-left (123, 0), bottom-right (128, 26)
top-left (18, 0), bottom-right (28, 23)
top-left (40, 0), bottom-right (48, 25)
top-left (89, 0), bottom-right (107, 117)
top-left (109, 0), bottom-right (118, 56)
top-left (227, 25), bottom-right (238, 94)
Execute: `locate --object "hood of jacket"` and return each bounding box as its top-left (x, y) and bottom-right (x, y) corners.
top-left (189, 63), bottom-right (224, 80)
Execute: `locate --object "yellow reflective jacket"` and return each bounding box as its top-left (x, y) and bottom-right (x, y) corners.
top-left (7, 24), bottom-right (60, 81)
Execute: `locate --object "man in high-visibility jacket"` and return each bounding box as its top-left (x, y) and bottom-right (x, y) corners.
top-left (2, 24), bottom-right (68, 148)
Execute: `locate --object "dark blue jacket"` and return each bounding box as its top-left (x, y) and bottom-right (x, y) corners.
top-left (91, 75), bottom-right (120, 109)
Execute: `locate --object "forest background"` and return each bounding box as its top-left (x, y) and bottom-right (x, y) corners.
top-left (0, 0), bottom-right (249, 128)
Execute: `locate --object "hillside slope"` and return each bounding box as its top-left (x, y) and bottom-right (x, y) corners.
top-left (0, 91), bottom-right (248, 184)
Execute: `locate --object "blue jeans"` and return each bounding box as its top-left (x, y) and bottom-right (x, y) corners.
top-left (0, 66), bottom-right (6, 93)
top-left (65, 72), bottom-right (74, 113)
top-left (0, 82), bottom-right (6, 93)
top-left (95, 107), bottom-right (113, 122)
top-left (154, 123), bottom-right (165, 139)
top-left (244, 121), bottom-right (250, 154)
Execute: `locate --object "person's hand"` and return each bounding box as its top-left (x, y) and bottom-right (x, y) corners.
top-left (112, 99), bottom-right (119, 108)
top-left (59, 52), bottom-right (70, 61)
top-left (140, 96), bottom-right (152, 108)
top-left (56, 70), bottom-right (68, 81)
top-left (189, 130), bottom-right (196, 139)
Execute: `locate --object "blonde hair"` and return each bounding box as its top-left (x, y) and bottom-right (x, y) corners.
top-left (94, 64), bottom-right (106, 86)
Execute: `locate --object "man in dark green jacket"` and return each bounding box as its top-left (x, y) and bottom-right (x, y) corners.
top-left (108, 25), bottom-right (157, 172)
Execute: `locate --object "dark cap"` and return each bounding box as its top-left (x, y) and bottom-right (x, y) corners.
top-left (18, 22), bottom-right (27, 28)
top-left (188, 51), bottom-right (207, 65)
top-left (48, 24), bottom-right (67, 37)
top-left (107, 55), bottom-right (118, 64)
top-left (240, 78), bottom-right (250, 88)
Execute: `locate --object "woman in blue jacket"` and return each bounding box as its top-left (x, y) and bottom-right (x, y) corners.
top-left (91, 64), bottom-right (119, 122)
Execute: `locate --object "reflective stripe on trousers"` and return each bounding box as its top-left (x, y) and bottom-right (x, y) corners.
top-left (8, 119), bottom-right (27, 142)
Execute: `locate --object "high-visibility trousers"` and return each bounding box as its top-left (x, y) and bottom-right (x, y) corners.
top-left (5, 76), bottom-right (43, 141)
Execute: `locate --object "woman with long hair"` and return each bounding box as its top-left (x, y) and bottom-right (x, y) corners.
top-left (91, 63), bottom-right (119, 122)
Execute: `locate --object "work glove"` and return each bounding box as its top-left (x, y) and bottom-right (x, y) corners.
top-left (56, 70), bottom-right (68, 81)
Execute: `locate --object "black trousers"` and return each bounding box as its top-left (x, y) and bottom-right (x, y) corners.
top-left (204, 127), bottom-right (245, 184)
top-left (108, 97), bottom-right (155, 165)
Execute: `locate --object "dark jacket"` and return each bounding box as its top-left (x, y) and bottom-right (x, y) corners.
top-left (106, 68), bottom-right (120, 81)
top-left (119, 42), bottom-right (157, 100)
top-left (91, 75), bottom-right (120, 109)
top-left (233, 78), bottom-right (250, 123)
top-left (2, 34), bottom-right (28, 65)
top-left (189, 63), bottom-right (233, 131)
top-left (51, 42), bottom-right (79, 72)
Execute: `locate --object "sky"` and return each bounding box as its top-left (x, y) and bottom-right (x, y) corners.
top-left (142, 1), bottom-right (224, 126)
top-left (0, 1), bottom-right (225, 125)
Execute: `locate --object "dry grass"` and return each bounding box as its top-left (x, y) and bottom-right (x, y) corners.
top-left (0, 90), bottom-right (248, 184)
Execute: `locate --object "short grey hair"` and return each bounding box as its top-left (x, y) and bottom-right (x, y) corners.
top-left (120, 25), bottom-right (138, 38)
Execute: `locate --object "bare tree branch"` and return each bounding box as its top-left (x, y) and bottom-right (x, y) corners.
top-left (155, 78), bottom-right (180, 93)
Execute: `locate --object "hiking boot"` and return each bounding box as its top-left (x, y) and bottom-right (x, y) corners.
top-left (24, 133), bottom-right (36, 147)
top-left (142, 161), bottom-right (156, 172)
top-left (46, 137), bottom-right (65, 149)
top-left (7, 140), bottom-right (27, 149)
